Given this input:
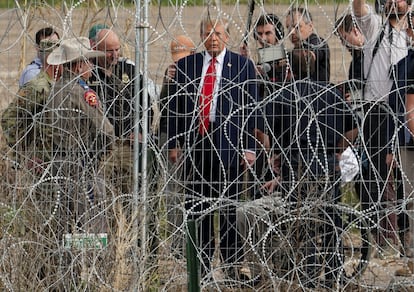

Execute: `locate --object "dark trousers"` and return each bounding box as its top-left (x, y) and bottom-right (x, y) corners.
top-left (282, 152), bottom-right (342, 287)
top-left (359, 104), bottom-right (403, 245)
top-left (184, 134), bottom-right (242, 273)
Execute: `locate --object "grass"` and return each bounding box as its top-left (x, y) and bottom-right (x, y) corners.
top-left (341, 182), bottom-right (360, 207)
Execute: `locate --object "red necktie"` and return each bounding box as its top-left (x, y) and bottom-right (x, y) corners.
top-left (199, 57), bottom-right (216, 135)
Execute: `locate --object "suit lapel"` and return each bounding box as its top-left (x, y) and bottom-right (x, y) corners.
top-left (221, 51), bottom-right (231, 82)
top-left (216, 51), bottom-right (231, 119)
top-left (195, 53), bottom-right (204, 82)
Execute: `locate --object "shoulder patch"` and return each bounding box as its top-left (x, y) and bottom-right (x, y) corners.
top-left (84, 90), bottom-right (99, 107)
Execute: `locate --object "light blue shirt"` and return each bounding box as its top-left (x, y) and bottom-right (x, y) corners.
top-left (19, 57), bottom-right (42, 88)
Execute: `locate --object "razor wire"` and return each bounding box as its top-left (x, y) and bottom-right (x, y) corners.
top-left (0, 0), bottom-right (413, 291)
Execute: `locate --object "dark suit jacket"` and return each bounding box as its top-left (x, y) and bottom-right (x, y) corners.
top-left (167, 50), bottom-right (260, 169)
top-left (266, 79), bottom-right (355, 191)
top-left (303, 33), bottom-right (331, 82)
top-left (268, 79), bottom-right (355, 153)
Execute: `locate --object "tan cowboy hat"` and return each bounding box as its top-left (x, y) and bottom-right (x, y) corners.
top-left (47, 36), bottom-right (105, 65)
top-left (170, 35), bottom-right (195, 62)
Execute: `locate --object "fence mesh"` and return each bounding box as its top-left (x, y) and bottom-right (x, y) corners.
top-left (0, 0), bottom-right (414, 291)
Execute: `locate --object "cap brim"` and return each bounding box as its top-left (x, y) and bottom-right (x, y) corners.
top-left (84, 51), bottom-right (106, 60)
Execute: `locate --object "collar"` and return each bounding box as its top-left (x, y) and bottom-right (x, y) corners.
top-left (204, 48), bottom-right (226, 65)
top-left (33, 57), bottom-right (42, 66)
top-left (78, 78), bottom-right (90, 90)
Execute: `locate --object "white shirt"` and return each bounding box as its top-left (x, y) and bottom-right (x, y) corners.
top-left (200, 48), bottom-right (226, 122)
top-left (357, 5), bottom-right (408, 102)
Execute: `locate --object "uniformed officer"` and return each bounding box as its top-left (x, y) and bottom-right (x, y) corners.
top-left (88, 26), bottom-right (160, 263)
top-left (89, 28), bottom-right (158, 139)
top-left (45, 37), bottom-right (114, 235)
top-left (1, 39), bottom-right (61, 170)
top-left (88, 28), bottom-right (158, 194)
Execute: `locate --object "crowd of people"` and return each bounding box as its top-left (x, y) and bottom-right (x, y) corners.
top-left (2, 0), bottom-right (414, 289)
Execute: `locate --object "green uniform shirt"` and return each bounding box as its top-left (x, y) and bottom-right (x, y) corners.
top-left (1, 71), bottom-right (54, 163)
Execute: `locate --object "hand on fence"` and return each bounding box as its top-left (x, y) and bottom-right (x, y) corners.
top-left (386, 153), bottom-right (397, 169)
top-left (239, 43), bottom-right (250, 58)
top-left (168, 148), bottom-right (181, 164)
top-left (166, 64), bottom-right (177, 80)
top-left (241, 150), bottom-right (256, 169)
top-left (261, 176), bottom-right (281, 193)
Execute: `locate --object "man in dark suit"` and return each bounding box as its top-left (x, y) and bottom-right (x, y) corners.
top-left (167, 16), bottom-right (260, 279)
top-left (265, 49), bottom-right (357, 289)
top-left (286, 7), bottom-right (331, 82)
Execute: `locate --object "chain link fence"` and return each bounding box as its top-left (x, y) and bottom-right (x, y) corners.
top-left (0, 0), bottom-right (413, 290)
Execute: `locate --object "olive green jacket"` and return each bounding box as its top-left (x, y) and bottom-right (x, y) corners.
top-left (1, 71), bottom-right (54, 164)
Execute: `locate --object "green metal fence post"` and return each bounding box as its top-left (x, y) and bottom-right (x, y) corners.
top-left (186, 219), bottom-right (200, 292)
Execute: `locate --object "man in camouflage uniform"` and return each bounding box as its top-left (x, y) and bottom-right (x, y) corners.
top-left (1, 39), bottom-right (61, 172)
top-left (2, 38), bottom-right (109, 288)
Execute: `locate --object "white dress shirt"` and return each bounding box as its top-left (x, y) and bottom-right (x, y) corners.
top-left (199, 48), bottom-right (226, 122)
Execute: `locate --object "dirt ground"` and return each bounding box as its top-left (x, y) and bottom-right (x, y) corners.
top-left (0, 3), bottom-right (413, 290)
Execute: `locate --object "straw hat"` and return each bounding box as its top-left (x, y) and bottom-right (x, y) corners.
top-left (47, 37), bottom-right (105, 65)
top-left (170, 35), bottom-right (195, 62)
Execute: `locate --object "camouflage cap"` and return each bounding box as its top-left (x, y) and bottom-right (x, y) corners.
top-left (88, 24), bottom-right (109, 40)
top-left (39, 39), bottom-right (59, 52)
